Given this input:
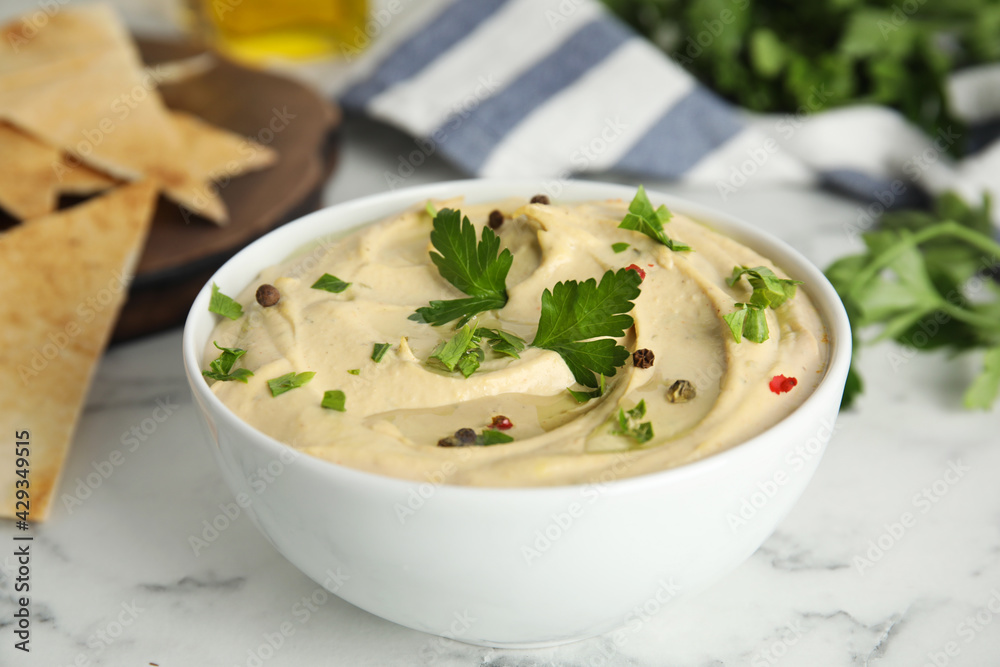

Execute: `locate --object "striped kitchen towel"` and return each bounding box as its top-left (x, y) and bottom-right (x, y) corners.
top-left (332, 0), bottom-right (1000, 225)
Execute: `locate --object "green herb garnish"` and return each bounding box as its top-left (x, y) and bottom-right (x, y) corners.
top-left (202, 341), bottom-right (254, 383)
top-left (425, 201), bottom-right (438, 218)
top-left (209, 283), bottom-right (243, 320)
top-left (723, 266), bottom-right (803, 344)
top-left (429, 324), bottom-right (484, 377)
top-left (267, 371), bottom-right (316, 397)
top-left (826, 192), bottom-right (1000, 409)
top-left (568, 373), bottom-right (606, 404)
top-left (321, 390), bottom-right (346, 411)
top-left (610, 399), bottom-right (654, 444)
top-left (611, 242), bottom-right (630, 253)
top-left (410, 208), bottom-right (513, 327)
top-left (477, 327), bottom-right (527, 359)
top-left (618, 185), bottom-right (689, 251)
top-left (311, 273), bottom-right (351, 293)
top-left (479, 429), bottom-right (514, 446)
top-left (347, 369), bottom-right (360, 375)
top-left (532, 268), bottom-right (642, 388)
top-left (371, 342), bottom-right (391, 363)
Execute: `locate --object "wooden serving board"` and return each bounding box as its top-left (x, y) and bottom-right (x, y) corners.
top-left (118, 38), bottom-right (341, 340)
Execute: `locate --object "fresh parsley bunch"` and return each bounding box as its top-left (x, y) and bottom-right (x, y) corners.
top-left (826, 192), bottom-right (1000, 409)
top-left (603, 0), bottom-right (1000, 145)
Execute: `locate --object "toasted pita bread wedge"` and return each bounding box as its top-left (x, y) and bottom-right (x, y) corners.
top-left (0, 182), bottom-right (158, 521)
top-left (0, 123), bottom-right (117, 219)
top-left (0, 123), bottom-right (59, 219)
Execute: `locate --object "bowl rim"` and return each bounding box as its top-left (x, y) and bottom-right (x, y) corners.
top-left (182, 178), bottom-right (852, 498)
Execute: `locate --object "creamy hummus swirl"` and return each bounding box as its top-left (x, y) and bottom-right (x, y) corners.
top-left (204, 197), bottom-right (829, 486)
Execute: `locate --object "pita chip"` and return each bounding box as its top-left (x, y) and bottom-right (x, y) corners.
top-left (0, 181), bottom-right (158, 521)
top-left (0, 122), bottom-right (59, 219)
top-left (0, 123), bottom-right (117, 219)
top-left (0, 7), bottom-right (230, 223)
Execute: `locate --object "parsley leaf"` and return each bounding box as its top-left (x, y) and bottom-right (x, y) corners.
top-left (429, 324), bottom-right (483, 377)
top-left (965, 346), bottom-right (1000, 410)
top-left (477, 327), bottom-right (527, 359)
top-left (618, 185), bottom-right (689, 251)
top-left (371, 343), bottom-right (391, 362)
top-left (321, 390), bottom-right (347, 411)
top-left (724, 266), bottom-right (803, 343)
top-left (532, 268), bottom-right (642, 388)
top-left (202, 341), bottom-right (254, 383)
top-left (612, 242), bottom-right (630, 253)
top-left (209, 283), bottom-right (243, 320)
top-left (610, 400), bottom-right (654, 444)
top-left (311, 273), bottom-right (351, 293)
top-left (568, 373), bottom-right (606, 403)
top-left (411, 208), bottom-right (513, 326)
top-left (267, 371), bottom-right (315, 397)
top-left (347, 369), bottom-right (360, 375)
top-left (825, 191), bottom-right (1000, 410)
top-left (479, 429), bottom-right (514, 446)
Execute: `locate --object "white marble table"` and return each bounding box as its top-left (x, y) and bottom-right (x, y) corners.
top-left (3, 115), bottom-right (1000, 667)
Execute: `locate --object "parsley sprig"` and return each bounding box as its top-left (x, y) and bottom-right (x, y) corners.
top-left (618, 185), bottom-right (689, 251)
top-left (411, 208), bottom-right (513, 327)
top-left (532, 268), bottom-right (642, 388)
top-left (202, 342), bottom-right (254, 383)
top-left (826, 192), bottom-right (1000, 409)
top-left (723, 266), bottom-right (803, 344)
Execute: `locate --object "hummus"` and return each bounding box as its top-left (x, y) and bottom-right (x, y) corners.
top-left (203, 195), bottom-right (829, 486)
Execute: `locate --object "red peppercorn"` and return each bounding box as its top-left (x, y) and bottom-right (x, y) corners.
top-left (769, 375), bottom-right (798, 394)
top-left (626, 264), bottom-right (646, 280)
top-left (490, 415), bottom-right (513, 430)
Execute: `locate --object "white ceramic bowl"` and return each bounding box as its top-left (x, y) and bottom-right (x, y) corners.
top-left (182, 180), bottom-right (851, 647)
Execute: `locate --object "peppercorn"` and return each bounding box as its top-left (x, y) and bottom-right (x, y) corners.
top-left (437, 427), bottom-right (479, 448)
top-left (632, 348), bottom-right (655, 369)
top-left (666, 380), bottom-right (696, 403)
top-left (454, 428), bottom-right (477, 444)
top-left (255, 284), bottom-right (280, 307)
top-left (490, 415), bottom-right (513, 430)
top-left (529, 194), bottom-right (550, 205)
top-left (488, 209), bottom-right (504, 229)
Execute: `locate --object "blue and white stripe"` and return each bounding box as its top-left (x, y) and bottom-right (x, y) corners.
top-left (339, 0), bottom-right (1000, 225)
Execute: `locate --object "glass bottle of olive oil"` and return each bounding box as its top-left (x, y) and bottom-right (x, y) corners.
top-left (185, 0), bottom-right (369, 62)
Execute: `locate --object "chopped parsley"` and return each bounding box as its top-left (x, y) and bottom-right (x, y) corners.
top-left (311, 273), bottom-right (351, 293)
top-left (202, 342), bottom-right (253, 383)
top-left (209, 283), bottom-right (243, 320)
top-left (347, 369), bottom-right (360, 375)
top-left (618, 185), bottom-right (690, 251)
top-left (371, 342), bottom-right (391, 362)
top-left (477, 327), bottom-right (527, 359)
top-left (321, 390), bottom-right (346, 411)
top-left (610, 400), bottom-right (654, 444)
top-left (531, 268), bottom-right (642, 388)
top-left (267, 371), bottom-right (315, 397)
top-left (430, 324), bottom-right (484, 377)
top-left (723, 266), bottom-right (803, 343)
top-left (479, 429), bottom-right (514, 446)
top-left (568, 373), bottom-right (606, 404)
top-left (410, 208), bottom-right (513, 327)
top-left (611, 242), bottom-right (630, 253)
